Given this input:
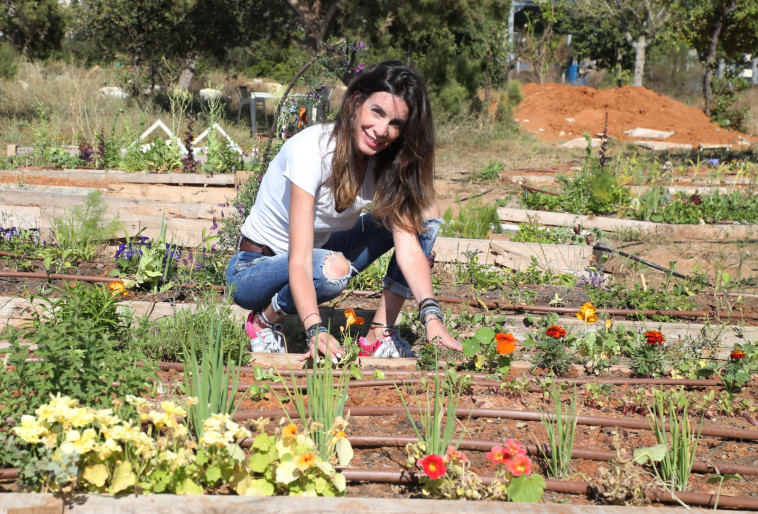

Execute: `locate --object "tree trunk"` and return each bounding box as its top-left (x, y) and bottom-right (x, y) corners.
top-left (703, 1), bottom-right (734, 116)
top-left (177, 57), bottom-right (196, 91)
top-left (631, 35), bottom-right (646, 87)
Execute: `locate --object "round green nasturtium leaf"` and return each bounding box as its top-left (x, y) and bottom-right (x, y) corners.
top-left (507, 474), bottom-right (546, 503)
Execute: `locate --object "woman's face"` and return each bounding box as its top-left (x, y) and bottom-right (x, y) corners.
top-left (353, 91), bottom-right (409, 157)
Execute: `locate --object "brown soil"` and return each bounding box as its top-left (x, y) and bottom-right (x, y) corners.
top-left (514, 83), bottom-right (756, 147)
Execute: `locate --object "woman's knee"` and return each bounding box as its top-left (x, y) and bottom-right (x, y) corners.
top-left (323, 252), bottom-right (352, 281)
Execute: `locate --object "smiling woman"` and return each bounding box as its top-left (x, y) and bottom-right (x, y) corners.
top-left (226, 61), bottom-right (463, 360)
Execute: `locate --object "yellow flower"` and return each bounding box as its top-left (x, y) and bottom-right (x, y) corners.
top-left (66, 407), bottom-right (96, 428)
top-left (148, 410), bottom-right (168, 429)
top-left (109, 280), bottom-right (128, 297)
top-left (577, 302), bottom-right (598, 324)
top-left (94, 409), bottom-right (120, 428)
top-left (605, 319), bottom-right (613, 330)
top-left (344, 308), bottom-right (364, 328)
top-left (185, 397), bottom-right (199, 407)
top-left (13, 415), bottom-right (49, 444)
top-left (94, 438), bottom-right (121, 459)
top-left (203, 413), bottom-right (229, 433)
top-left (200, 430), bottom-right (227, 448)
top-left (67, 428), bottom-right (98, 454)
top-left (171, 423), bottom-right (189, 439)
top-left (161, 401), bottom-right (187, 420)
top-left (294, 451), bottom-right (317, 471)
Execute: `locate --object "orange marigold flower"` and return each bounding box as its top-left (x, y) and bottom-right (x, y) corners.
top-left (417, 454), bottom-right (447, 479)
top-left (108, 280), bottom-right (128, 297)
top-left (545, 325), bottom-right (567, 339)
top-left (644, 330), bottom-right (666, 346)
top-left (506, 453), bottom-right (533, 476)
top-left (344, 308), bottom-right (364, 328)
top-left (730, 349), bottom-right (746, 360)
top-left (294, 450), bottom-right (316, 471)
top-left (496, 332), bottom-right (517, 355)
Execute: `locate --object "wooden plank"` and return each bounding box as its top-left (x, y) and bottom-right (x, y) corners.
top-left (0, 189), bottom-right (221, 220)
top-left (0, 169), bottom-right (236, 186)
top-left (0, 206), bottom-right (213, 246)
top-left (498, 207), bottom-right (758, 241)
top-left (490, 241), bottom-right (592, 274)
top-left (105, 183), bottom-right (233, 204)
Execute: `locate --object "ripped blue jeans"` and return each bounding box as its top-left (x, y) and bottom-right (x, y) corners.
top-left (225, 213), bottom-right (441, 314)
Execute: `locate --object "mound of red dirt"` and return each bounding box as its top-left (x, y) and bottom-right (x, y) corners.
top-left (514, 83), bottom-right (754, 147)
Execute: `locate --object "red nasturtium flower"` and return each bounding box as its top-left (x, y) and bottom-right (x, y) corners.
top-left (417, 454), bottom-right (447, 479)
top-left (444, 445), bottom-right (468, 464)
top-left (486, 439), bottom-right (526, 465)
top-left (506, 454), bottom-right (533, 476)
top-left (496, 332), bottom-right (517, 355)
top-left (644, 330), bottom-right (666, 345)
top-left (730, 349), bottom-right (746, 360)
top-left (546, 325), bottom-right (567, 339)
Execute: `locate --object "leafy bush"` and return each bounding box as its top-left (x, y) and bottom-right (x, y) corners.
top-left (0, 283), bottom-right (157, 423)
top-left (137, 293), bottom-right (250, 365)
top-left (52, 190), bottom-right (121, 260)
top-left (441, 197), bottom-right (502, 239)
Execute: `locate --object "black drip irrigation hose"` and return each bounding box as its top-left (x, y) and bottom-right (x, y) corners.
top-left (593, 241), bottom-right (714, 286)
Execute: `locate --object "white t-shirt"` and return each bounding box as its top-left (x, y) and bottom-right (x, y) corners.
top-left (242, 123), bottom-right (376, 255)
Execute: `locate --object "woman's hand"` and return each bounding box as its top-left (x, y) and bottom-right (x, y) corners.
top-left (298, 331), bottom-right (344, 364)
top-left (426, 319), bottom-right (463, 352)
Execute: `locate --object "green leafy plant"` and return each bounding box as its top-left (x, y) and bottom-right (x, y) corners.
top-left (276, 347), bottom-right (353, 465)
top-left (137, 291), bottom-right (249, 364)
top-left (406, 439), bottom-right (545, 502)
top-left (461, 327), bottom-right (516, 375)
top-left (0, 283), bottom-right (156, 422)
top-left (12, 395), bottom-right (346, 496)
top-left (472, 160), bottom-right (504, 181)
top-left (635, 394), bottom-right (703, 492)
top-left (628, 330), bottom-right (668, 378)
top-left (537, 382), bottom-right (578, 478)
top-left (441, 197), bottom-right (502, 239)
top-left (51, 190), bottom-right (121, 261)
top-left (182, 319), bottom-right (248, 440)
top-left (720, 343), bottom-right (758, 393)
top-left (398, 361), bottom-right (469, 457)
top-left (522, 314), bottom-right (576, 376)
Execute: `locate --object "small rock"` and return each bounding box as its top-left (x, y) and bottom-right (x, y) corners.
top-left (559, 131), bottom-right (565, 136)
top-left (564, 117), bottom-right (575, 123)
top-left (538, 128), bottom-right (544, 132)
top-left (98, 86), bottom-right (129, 99)
top-left (522, 119), bottom-right (529, 123)
top-left (516, 422), bottom-right (528, 429)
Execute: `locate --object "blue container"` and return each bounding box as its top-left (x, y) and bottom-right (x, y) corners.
top-left (567, 64), bottom-right (578, 84)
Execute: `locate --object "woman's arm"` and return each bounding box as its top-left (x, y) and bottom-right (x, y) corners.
top-left (289, 183), bottom-right (343, 361)
top-left (391, 225), bottom-right (462, 351)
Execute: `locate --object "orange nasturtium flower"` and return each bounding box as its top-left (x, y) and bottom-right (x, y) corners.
top-left (294, 451), bottom-right (316, 471)
top-left (644, 330), bottom-right (666, 346)
top-left (506, 453), bottom-right (533, 477)
top-left (108, 280), bottom-right (128, 297)
top-left (344, 308), bottom-right (364, 328)
top-left (576, 302), bottom-right (598, 324)
top-left (495, 332), bottom-right (517, 355)
top-left (545, 325), bottom-right (567, 339)
top-left (417, 454), bottom-right (447, 480)
top-left (730, 349), bottom-right (746, 360)
top-left (282, 423), bottom-right (298, 440)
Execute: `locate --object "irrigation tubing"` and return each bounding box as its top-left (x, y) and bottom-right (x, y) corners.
top-left (341, 469), bottom-right (758, 510)
top-left (345, 435), bottom-right (758, 476)
top-left (233, 406), bottom-right (758, 441)
top-left (0, 271), bottom-right (118, 283)
top-left (157, 361), bottom-right (750, 388)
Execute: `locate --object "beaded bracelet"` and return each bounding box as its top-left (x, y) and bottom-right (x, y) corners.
top-left (418, 298), bottom-right (444, 332)
top-left (305, 323), bottom-right (329, 344)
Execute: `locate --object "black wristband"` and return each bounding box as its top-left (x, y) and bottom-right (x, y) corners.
top-left (305, 324), bottom-right (329, 343)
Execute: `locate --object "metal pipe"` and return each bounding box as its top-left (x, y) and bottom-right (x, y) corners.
top-left (233, 406), bottom-right (758, 441)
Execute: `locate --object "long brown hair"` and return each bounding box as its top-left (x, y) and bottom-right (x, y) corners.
top-left (329, 61), bottom-right (435, 233)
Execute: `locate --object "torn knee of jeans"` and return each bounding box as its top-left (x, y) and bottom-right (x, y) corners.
top-left (323, 252), bottom-right (352, 284)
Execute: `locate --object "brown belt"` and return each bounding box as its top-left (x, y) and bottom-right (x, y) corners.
top-left (238, 235), bottom-right (275, 256)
